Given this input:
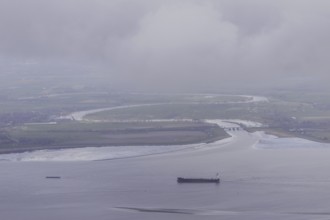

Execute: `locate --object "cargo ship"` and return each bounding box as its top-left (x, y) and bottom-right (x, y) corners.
top-left (177, 177), bottom-right (220, 184)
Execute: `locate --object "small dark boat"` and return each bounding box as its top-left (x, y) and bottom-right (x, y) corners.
top-left (45, 176), bottom-right (61, 179)
top-left (177, 177), bottom-right (220, 184)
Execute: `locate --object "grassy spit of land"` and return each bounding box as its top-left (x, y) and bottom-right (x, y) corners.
top-left (0, 120), bottom-right (229, 154)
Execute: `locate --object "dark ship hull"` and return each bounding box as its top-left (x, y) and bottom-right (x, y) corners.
top-left (177, 177), bottom-right (220, 184)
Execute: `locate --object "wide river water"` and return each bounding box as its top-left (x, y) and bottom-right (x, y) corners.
top-left (2, 119), bottom-right (330, 219)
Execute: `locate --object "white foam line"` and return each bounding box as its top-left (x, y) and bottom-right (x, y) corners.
top-left (253, 131), bottom-right (330, 150)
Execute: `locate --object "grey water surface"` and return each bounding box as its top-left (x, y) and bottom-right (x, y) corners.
top-left (1, 130), bottom-right (330, 220)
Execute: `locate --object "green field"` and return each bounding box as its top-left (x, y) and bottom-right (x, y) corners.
top-left (86, 103), bottom-right (262, 121)
top-left (0, 120), bottom-right (229, 154)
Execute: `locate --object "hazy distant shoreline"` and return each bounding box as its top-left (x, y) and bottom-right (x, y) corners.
top-left (0, 95), bottom-right (267, 156)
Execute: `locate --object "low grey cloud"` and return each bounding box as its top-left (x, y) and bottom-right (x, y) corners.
top-left (0, 0), bottom-right (329, 91)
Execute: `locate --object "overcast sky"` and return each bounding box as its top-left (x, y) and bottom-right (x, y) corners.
top-left (0, 0), bottom-right (329, 92)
